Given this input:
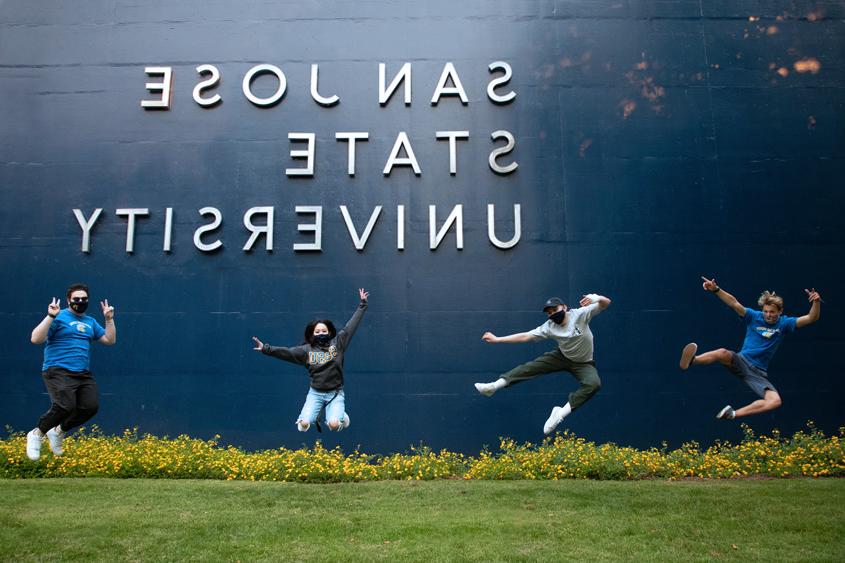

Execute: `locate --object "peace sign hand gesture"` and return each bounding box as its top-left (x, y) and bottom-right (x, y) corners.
top-left (100, 299), bottom-right (115, 321)
top-left (252, 336), bottom-right (265, 351)
top-left (47, 297), bottom-right (60, 317)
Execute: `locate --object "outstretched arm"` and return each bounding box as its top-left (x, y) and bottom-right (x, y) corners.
top-left (701, 276), bottom-right (745, 317)
top-left (796, 288), bottom-right (821, 328)
top-left (252, 336), bottom-right (307, 364)
top-left (482, 331), bottom-right (535, 344)
top-left (31, 297), bottom-right (60, 344)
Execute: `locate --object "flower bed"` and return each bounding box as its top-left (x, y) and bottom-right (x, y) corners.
top-left (2, 424), bottom-right (842, 482)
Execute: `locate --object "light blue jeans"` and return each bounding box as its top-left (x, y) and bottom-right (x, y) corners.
top-left (297, 387), bottom-right (347, 430)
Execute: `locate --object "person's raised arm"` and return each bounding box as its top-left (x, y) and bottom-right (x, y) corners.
top-left (98, 299), bottom-right (117, 346)
top-left (580, 293), bottom-right (611, 311)
top-left (482, 331), bottom-right (535, 344)
top-left (31, 297), bottom-right (60, 344)
top-left (796, 288), bottom-right (821, 329)
top-left (336, 288), bottom-right (369, 350)
top-left (701, 276), bottom-right (745, 317)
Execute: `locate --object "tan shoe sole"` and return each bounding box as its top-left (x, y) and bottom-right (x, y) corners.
top-left (680, 342), bottom-right (698, 370)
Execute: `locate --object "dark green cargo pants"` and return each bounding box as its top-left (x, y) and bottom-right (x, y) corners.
top-left (501, 348), bottom-right (601, 410)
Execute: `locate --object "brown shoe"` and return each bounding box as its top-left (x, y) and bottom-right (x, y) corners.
top-left (679, 343), bottom-right (698, 370)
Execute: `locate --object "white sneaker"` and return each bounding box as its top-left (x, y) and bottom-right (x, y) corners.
top-left (474, 382), bottom-right (497, 397)
top-left (46, 426), bottom-right (65, 456)
top-left (716, 405), bottom-right (736, 420)
top-left (26, 430), bottom-right (43, 461)
top-left (543, 406), bottom-right (567, 435)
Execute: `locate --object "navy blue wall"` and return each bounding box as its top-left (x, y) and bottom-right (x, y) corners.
top-left (2, 1), bottom-right (843, 453)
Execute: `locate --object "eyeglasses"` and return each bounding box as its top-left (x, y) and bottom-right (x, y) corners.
top-left (70, 297), bottom-right (89, 303)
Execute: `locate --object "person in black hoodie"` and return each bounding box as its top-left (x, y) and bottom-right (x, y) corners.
top-left (252, 288), bottom-right (369, 432)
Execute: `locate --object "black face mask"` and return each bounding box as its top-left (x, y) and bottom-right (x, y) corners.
top-left (548, 310), bottom-right (565, 324)
top-left (312, 334), bottom-right (332, 347)
top-left (69, 300), bottom-right (89, 314)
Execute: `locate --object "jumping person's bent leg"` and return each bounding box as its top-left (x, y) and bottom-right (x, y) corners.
top-left (544, 362), bottom-right (601, 435)
top-left (734, 390), bottom-right (782, 418)
top-left (692, 348), bottom-right (733, 367)
top-left (567, 362), bottom-right (601, 411)
top-left (476, 349), bottom-right (569, 397)
top-left (716, 353), bottom-right (779, 420)
top-left (501, 349), bottom-right (570, 387)
top-left (296, 388), bottom-right (324, 432)
top-left (535, 356), bottom-right (599, 435)
top-left (58, 377), bottom-right (99, 432)
top-left (36, 369), bottom-right (77, 434)
top-left (30, 368), bottom-right (77, 460)
top-left (325, 390), bottom-right (347, 431)
top-left (41, 376), bottom-right (98, 456)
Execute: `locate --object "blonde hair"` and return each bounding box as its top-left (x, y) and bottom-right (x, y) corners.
top-left (758, 290), bottom-right (784, 311)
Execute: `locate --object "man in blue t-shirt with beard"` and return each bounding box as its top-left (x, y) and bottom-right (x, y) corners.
top-left (679, 277), bottom-right (821, 420)
top-left (26, 283), bottom-right (117, 460)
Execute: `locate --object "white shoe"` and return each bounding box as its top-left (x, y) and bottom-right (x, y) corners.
top-left (543, 406), bottom-right (567, 435)
top-left (46, 426), bottom-right (65, 456)
top-left (474, 382), bottom-right (497, 397)
top-left (26, 430), bottom-right (43, 461)
top-left (716, 405), bottom-right (736, 420)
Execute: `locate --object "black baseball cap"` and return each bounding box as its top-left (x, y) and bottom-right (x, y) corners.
top-left (542, 297), bottom-right (564, 312)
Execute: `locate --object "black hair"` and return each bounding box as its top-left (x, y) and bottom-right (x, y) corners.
top-left (66, 283), bottom-right (90, 300)
top-left (303, 319), bottom-right (337, 345)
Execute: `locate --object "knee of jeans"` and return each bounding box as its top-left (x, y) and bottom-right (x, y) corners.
top-left (327, 419), bottom-right (341, 431)
top-left (586, 379), bottom-right (602, 395)
top-left (296, 420), bottom-right (310, 432)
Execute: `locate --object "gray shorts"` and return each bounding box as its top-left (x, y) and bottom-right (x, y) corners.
top-left (727, 352), bottom-right (777, 398)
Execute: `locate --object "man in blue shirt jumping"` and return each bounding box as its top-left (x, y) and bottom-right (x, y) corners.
top-left (26, 283), bottom-right (117, 460)
top-left (679, 276), bottom-right (821, 420)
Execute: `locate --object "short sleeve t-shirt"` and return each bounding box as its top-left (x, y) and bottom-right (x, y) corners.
top-left (42, 309), bottom-right (105, 372)
top-left (528, 303), bottom-right (601, 363)
top-left (738, 308), bottom-right (797, 371)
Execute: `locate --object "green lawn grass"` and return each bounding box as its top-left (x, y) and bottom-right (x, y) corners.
top-left (1, 479), bottom-right (843, 562)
